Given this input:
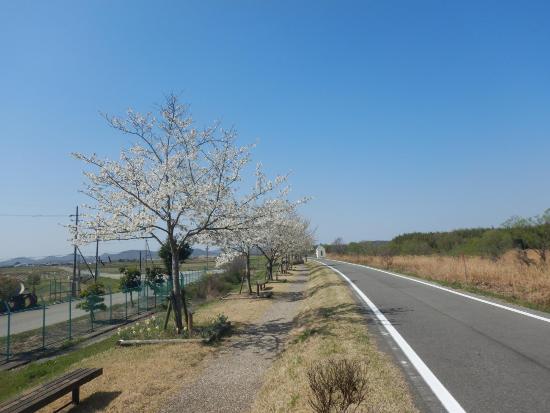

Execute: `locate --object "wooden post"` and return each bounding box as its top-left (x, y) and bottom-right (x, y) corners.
top-left (256, 283), bottom-right (260, 296)
top-left (188, 310), bottom-right (193, 333)
top-left (163, 295), bottom-right (173, 330)
top-left (72, 387), bottom-right (80, 404)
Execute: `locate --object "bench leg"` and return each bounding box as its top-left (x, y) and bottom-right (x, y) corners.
top-left (72, 387), bottom-right (80, 405)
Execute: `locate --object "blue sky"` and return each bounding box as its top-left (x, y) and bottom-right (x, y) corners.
top-left (1, 1), bottom-right (549, 259)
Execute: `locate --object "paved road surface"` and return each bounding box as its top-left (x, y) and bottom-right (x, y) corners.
top-left (318, 259), bottom-right (550, 413)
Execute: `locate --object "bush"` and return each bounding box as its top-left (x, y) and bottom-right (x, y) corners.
top-left (307, 358), bottom-right (368, 413)
top-left (119, 267), bottom-right (141, 291)
top-left (77, 283), bottom-right (107, 322)
top-left (200, 313), bottom-right (231, 342)
top-left (185, 261), bottom-right (243, 301)
top-left (0, 277), bottom-right (21, 302)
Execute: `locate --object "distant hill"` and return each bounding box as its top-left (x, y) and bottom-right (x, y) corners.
top-left (0, 247), bottom-right (219, 267)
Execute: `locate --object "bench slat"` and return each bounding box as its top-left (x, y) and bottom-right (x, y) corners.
top-left (2, 369), bottom-right (89, 408)
top-left (8, 369), bottom-right (88, 405)
top-left (0, 368), bottom-right (102, 413)
top-left (2, 369), bottom-right (102, 413)
top-left (4, 369), bottom-right (102, 413)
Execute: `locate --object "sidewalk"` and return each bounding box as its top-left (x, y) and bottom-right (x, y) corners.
top-left (161, 265), bottom-right (309, 413)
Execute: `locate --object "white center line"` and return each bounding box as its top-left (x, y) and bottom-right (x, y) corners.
top-left (316, 260), bottom-right (466, 413)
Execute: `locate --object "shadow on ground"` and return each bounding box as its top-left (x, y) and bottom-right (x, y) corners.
top-left (66, 391), bottom-right (122, 412)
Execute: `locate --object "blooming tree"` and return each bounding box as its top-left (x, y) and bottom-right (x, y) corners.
top-left (253, 200), bottom-right (313, 280)
top-left (73, 95), bottom-right (278, 332)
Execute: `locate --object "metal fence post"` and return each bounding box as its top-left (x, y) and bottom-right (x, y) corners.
top-left (68, 293), bottom-right (72, 340)
top-left (137, 288), bottom-right (140, 315)
top-left (154, 288), bottom-right (157, 309)
top-left (109, 288), bottom-right (113, 324)
top-left (5, 303), bottom-right (10, 362)
top-left (125, 290), bottom-right (128, 320)
top-left (145, 285), bottom-right (149, 311)
top-left (42, 301), bottom-right (46, 351)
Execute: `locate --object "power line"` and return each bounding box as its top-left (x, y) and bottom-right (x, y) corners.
top-left (0, 214), bottom-right (69, 218)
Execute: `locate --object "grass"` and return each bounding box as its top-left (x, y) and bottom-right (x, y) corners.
top-left (330, 252), bottom-right (550, 313)
top-left (251, 262), bottom-right (418, 413)
top-left (0, 264), bottom-right (277, 411)
top-left (0, 336), bottom-right (118, 403)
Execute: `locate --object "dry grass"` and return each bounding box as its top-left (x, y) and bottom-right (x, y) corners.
top-left (330, 252), bottom-right (550, 311)
top-left (251, 262), bottom-right (418, 413)
top-left (39, 342), bottom-right (213, 413)
top-left (33, 279), bottom-right (289, 412)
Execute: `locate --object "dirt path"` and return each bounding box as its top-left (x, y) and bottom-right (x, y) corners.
top-left (161, 265), bottom-right (309, 413)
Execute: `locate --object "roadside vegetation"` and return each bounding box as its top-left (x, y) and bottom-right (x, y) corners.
top-left (325, 208), bottom-right (550, 313)
top-left (0, 265), bottom-right (289, 411)
top-left (251, 262), bottom-right (417, 413)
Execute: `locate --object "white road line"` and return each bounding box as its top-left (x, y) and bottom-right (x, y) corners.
top-left (327, 258), bottom-right (550, 324)
top-left (316, 260), bottom-right (466, 413)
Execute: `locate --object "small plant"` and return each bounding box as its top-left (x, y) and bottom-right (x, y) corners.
top-left (119, 267), bottom-right (141, 306)
top-left (200, 313), bottom-right (231, 342)
top-left (307, 358), bottom-right (368, 413)
top-left (116, 314), bottom-right (186, 340)
top-left (77, 283), bottom-right (107, 325)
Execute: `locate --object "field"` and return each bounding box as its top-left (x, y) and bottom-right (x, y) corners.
top-left (329, 251), bottom-right (550, 312)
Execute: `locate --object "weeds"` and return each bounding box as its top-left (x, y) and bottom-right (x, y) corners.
top-left (307, 358), bottom-right (369, 413)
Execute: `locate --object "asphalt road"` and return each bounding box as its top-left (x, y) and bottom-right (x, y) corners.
top-left (318, 258), bottom-right (550, 413)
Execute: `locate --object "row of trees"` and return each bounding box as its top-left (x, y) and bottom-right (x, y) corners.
top-left (325, 209), bottom-right (550, 263)
top-left (73, 95), bottom-right (313, 333)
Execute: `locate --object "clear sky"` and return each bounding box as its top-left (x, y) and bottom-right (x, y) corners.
top-left (1, 1), bottom-right (549, 259)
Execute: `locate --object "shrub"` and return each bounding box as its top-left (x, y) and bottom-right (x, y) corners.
top-left (307, 358), bottom-right (368, 413)
top-left (200, 313), bottom-right (231, 342)
top-left (77, 283), bottom-right (107, 323)
top-left (0, 277), bottom-right (21, 302)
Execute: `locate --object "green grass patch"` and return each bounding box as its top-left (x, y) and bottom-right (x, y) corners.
top-left (0, 335), bottom-right (117, 403)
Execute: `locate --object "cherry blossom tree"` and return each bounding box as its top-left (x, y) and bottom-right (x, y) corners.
top-left (73, 95), bottom-right (278, 332)
top-left (253, 200), bottom-right (313, 280)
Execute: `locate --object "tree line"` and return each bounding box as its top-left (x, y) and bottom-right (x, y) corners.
top-left (73, 94), bottom-right (313, 334)
top-left (325, 208), bottom-right (550, 263)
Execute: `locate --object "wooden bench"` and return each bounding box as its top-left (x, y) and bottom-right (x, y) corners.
top-left (256, 282), bottom-right (267, 294)
top-left (0, 368), bottom-right (103, 413)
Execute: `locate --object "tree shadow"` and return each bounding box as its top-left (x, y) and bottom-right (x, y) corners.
top-left (275, 291), bottom-right (304, 302)
top-left (226, 318), bottom-right (296, 358)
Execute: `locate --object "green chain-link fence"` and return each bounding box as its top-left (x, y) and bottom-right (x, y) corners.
top-left (0, 270), bottom-right (205, 363)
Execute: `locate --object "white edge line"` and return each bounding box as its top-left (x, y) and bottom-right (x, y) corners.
top-left (327, 259), bottom-right (550, 324)
top-left (315, 260), bottom-right (466, 413)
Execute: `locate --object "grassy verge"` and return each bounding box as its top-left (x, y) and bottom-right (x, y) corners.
top-left (0, 336), bottom-right (118, 403)
top-left (330, 254), bottom-right (550, 313)
top-left (0, 265), bottom-right (281, 411)
top-left (251, 262), bottom-right (418, 413)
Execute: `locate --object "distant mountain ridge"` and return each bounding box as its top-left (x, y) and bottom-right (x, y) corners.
top-left (0, 248), bottom-right (218, 267)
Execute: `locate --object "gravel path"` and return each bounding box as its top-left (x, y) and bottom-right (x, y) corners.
top-left (161, 265), bottom-right (309, 413)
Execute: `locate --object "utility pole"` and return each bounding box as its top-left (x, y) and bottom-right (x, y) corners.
top-left (94, 238), bottom-right (99, 282)
top-left (71, 206), bottom-right (79, 297)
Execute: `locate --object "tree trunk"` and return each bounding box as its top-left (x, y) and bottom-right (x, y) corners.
top-left (245, 250), bottom-right (252, 294)
top-left (170, 240), bottom-right (185, 333)
top-left (267, 260), bottom-right (273, 281)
